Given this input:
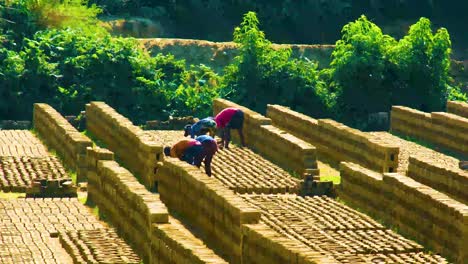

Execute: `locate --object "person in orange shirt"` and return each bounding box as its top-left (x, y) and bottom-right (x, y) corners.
top-left (163, 137), bottom-right (218, 176)
top-left (163, 139), bottom-right (201, 160)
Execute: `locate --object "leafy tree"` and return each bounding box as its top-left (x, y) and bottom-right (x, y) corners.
top-left (222, 11), bottom-right (331, 116)
top-left (330, 16), bottom-right (465, 128)
top-left (330, 15), bottom-right (397, 124)
top-left (389, 18), bottom-right (452, 111)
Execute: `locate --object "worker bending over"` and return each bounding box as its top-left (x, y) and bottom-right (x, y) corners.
top-left (184, 117), bottom-right (216, 138)
top-left (163, 136), bottom-right (218, 176)
top-left (214, 107), bottom-right (245, 149)
top-left (193, 135), bottom-right (218, 176)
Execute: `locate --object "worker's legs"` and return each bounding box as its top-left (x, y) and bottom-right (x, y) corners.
top-left (182, 145), bottom-right (203, 165)
top-left (226, 110), bottom-right (244, 148)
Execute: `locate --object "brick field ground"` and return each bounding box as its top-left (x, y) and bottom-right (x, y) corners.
top-left (367, 132), bottom-right (460, 173)
top-left (241, 194), bottom-right (447, 263)
top-left (0, 131), bottom-right (48, 157)
top-left (0, 198), bottom-right (104, 263)
top-left (146, 130), bottom-right (302, 194)
top-left (0, 131), bottom-right (72, 193)
top-left (0, 128), bottom-right (451, 263)
top-left (146, 130), bottom-right (447, 263)
top-left (0, 130), bottom-right (140, 263)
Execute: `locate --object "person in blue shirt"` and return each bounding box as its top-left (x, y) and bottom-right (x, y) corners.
top-left (184, 117), bottom-right (217, 138)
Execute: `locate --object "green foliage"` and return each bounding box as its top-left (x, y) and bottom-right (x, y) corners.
top-left (0, 0), bottom-right (102, 48)
top-left (330, 15), bottom-right (465, 128)
top-left (389, 18), bottom-right (452, 111)
top-left (26, 0), bottom-right (102, 29)
top-left (166, 64), bottom-right (220, 118)
top-left (0, 27), bottom-right (220, 122)
top-left (221, 12), bottom-right (332, 116)
top-left (330, 15), bottom-right (397, 124)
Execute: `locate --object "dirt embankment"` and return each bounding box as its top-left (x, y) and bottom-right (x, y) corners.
top-left (139, 38), bottom-right (468, 91)
top-left (139, 38), bottom-right (335, 73)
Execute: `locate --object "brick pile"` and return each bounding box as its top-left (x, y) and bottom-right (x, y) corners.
top-left (340, 162), bottom-right (467, 263)
top-left (86, 147), bottom-right (227, 264)
top-left (33, 104), bottom-right (92, 181)
top-left (241, 194), bottom-right (447, 263)
top-left (213, 99), bottom-right (319, 177)
top-left (391, 105), bottom-right (468, 156)
top-left (59, 228), bottom-right (141, 264)
top-left (0, 198), bottom-right (105, 263)
top-left (267, 104), bottom-right (399, 173)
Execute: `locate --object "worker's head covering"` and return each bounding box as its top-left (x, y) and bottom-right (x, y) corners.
top-left (163, 146), bottom-right (171, 156)
top-left (184, 124), bottom-right (192, 137)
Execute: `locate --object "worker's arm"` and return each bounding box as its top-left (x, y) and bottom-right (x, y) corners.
top-left (204, 153), bottom-right (213, 176)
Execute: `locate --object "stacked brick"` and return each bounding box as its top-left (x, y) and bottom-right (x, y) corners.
top-left (0, 156), bottom-right (68, 192)
top-left (340, 162), bottom-right (468, 263)
top-left (210, 145), bottom-right (301, 194)
top-left (241, 194), bottom-right (447, 263)
top-left (33, 103), bottom-right (92, 181)
top-left (391, 105), bottom-right (468, 155)
top-left (267, 104), bottom-right (399, 173)
top-left (157, 158), bottom-right (262, 263)
top-left (152, 217), bottom-right (228, 264)
top-left (86, 147), bottom-right (226, 264)
top-left (447, 100), bottom-right (468, 118)
top-left (241, 224), bottom-right (339, 264)
top-left (0, 129), bottom-right (76, 196)
top-left (86, 147), bottom-right (168, 262)
top-left (59, 229), bottom-right (141, 264)
top-left (252, 125), bottom-right (319, 177)
top-left (0, 130), bottom-right (48, 157)
top-left (85, 102), bottom-right (163, 189)
top-left (213, 99), bottom-right (320, 178)
top-left (408, 155), bottom-right (468, 205)
top-left (0, 198), bottom-right (106, 263)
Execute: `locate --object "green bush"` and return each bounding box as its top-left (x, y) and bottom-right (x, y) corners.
top-left (221, 12), bottom-right (333, 117)
top-left (330, 15), bottom-right (397, 124)
top-left (0, 0), bottom-right (220, 122)
top-left (388, 17), bottom-right (452, 111)
top-left (330, 15), bottom-right (465, 128)
top-left (8, 28), bottom-right (219, 122)
top-left (1, 0), bottom-right (102, 47)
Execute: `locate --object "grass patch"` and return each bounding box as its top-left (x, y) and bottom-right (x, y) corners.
top-left (317, 159), bottom-right (341, 184)
top-left (0, 191), bottom-right (26, 199)
top-left (82, 130), bottom-right (107, 148)
top-left (320, 175), bottom-right (341, 184)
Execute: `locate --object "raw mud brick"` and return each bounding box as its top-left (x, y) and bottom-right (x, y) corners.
top-left (0, 198), bottom-right (109, 264)
top-left (59, 229), bottom-right (141, 263)
top-left (407, 155), bottom-right (468, 205)
top-left (267, 104), bottom-right (399, 173)
top-left (33, 103), bottom-right (92, 170)
top-left (86, 102), bottom-right (167, 189)
top-left (210, 145), bottom-right (301, 194)
top-left (447, 100), bottom-right (468, 119)
top-left (0, 130), bottom-right (49, 157)
top-left (240, 193), bottom-right (448, 263)
top-left (391, 105), bottom-right (468, 156)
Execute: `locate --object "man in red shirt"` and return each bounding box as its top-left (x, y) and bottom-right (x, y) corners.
top-left (214, 107), bottom-right (245, 149)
